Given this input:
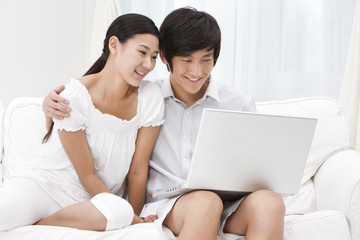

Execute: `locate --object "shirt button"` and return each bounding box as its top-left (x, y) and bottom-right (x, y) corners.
top-left (183, 158), bottom-right (188, 162)
top-left (185, 111), bottom-right (191, 116)
top-left (183, 135), bottom-right (188, 140)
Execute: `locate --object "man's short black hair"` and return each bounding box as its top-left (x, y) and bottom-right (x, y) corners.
top-left (159, 7), bottom-right (221, 72)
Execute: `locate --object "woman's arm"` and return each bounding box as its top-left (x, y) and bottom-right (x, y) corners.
top-left (127, 126), bottom-right (161, 215)
top-left (58, 129), bottom-right (111, 196)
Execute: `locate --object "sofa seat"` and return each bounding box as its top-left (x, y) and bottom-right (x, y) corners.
top-left (0, 210), bottom-right (351, 240)
top-left (0, 96), bottom-right (359, 240)
top-left (0, 223), bottom-right (168, 240)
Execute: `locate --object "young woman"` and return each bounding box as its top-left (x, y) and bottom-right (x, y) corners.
top-left (0, 13), bottom-right (164, 232)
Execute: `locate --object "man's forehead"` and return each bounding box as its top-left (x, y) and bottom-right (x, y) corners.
top-left (179, 49), bottom-right (214, 57)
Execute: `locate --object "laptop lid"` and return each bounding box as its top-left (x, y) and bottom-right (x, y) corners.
top-left (185, 108), bottom-right (317, 196)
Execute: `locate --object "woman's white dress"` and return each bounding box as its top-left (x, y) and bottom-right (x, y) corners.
top-left (25, 78), bottom-right (164, 207)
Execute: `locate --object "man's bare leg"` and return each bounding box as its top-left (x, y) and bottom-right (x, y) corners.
top-left (224, 190), bottom-right (285, 240)
top-left (163, 190), bottom-right (223, 240)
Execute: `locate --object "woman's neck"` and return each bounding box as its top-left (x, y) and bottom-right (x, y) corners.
top-left (81, 70), bottom-right (136, 104)
top-left (79, 70), bottom-right (138, 120)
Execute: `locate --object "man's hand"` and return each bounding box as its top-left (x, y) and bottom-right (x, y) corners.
top-left (42, 85), bottom-right (71, 120)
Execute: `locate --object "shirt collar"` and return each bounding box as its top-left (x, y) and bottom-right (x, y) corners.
top-left (161, 75), bottom-right (174, 99)
top-left (203, 76), bottom-right (220, 102)
top-left (161, 75), bottom-right (220, 102)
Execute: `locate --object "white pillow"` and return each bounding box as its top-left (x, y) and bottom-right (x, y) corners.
top-left (0, 101), bottom-right (4, 182)
top-left (3, 97), bottom-right (46, 179)
top-left (256, 97), bottom-right (349, 185)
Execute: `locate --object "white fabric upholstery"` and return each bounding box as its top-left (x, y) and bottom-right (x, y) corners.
top-left (0, 96), bottom-right (358, 240)
top-left (314, 150), bottom-right (360, 240)
top-left (0, 223), bottom-right (167, 240)
top-left (284, 210), bottom-right (351, 240)
top-left (2, 97), bottom-right (46, 179)
top-left (281, 179), bottom-right (315, 215)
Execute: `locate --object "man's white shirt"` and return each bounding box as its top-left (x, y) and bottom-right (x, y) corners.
top-left (146, 76), bottom-right (256, 203)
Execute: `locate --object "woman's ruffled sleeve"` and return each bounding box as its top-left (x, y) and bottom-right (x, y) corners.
top-left (53, 81), bottom-right (89, 132)
top-left (139, 81), bottom-right (165, 128)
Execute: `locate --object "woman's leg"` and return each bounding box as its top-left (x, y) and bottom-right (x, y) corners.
top-left (0, 177), bottom-right (60, 231)
top-left (36, 199), bottom-right (108, 231)
top-left (36, 192), bottom-right (136, 231)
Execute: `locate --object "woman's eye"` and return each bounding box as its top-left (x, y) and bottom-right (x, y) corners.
top-left (152, 56), bottom-right (158, 60)
top-left (139, 51), bottom-right (146, 55)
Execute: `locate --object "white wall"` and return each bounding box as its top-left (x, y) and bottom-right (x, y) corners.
top-left (0, 0), bottom-right (96, 108)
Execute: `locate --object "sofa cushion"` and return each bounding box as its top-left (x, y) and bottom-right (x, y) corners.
top-left (256, 97), bottom-right (349, 185)
top-left (2, 97), bottom-right (46, 179)
top-left (283, 179), bottom-right (315, 215)
top-left (0, 211), bottom-right (350, 240)
top-left (284, 210), bottom-right (351, 240)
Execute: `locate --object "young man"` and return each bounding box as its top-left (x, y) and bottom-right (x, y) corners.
top-left (43, 7), bottom-right (285, 240)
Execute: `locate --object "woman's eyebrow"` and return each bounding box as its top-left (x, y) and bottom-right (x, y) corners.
top-left (139, 44), bottom-right (159, 53)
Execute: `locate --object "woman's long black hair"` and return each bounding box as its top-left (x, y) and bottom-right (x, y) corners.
top-left (43, 14), bottom-right (159, 143)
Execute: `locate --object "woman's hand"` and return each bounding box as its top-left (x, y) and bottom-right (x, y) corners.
top-left (43, 85), bottom-right (71, 120)
top-left (141, 215), bottom-right (158, 223)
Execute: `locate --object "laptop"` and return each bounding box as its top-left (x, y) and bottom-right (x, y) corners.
top-left (152, 108), bottom-right (317, 201)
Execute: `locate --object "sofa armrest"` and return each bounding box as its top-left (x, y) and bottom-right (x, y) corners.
top-left (314, 150), bottom-right (360, 240)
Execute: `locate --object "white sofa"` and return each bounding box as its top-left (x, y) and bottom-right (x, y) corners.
top-left (0, 96), bottom-right (359, 240)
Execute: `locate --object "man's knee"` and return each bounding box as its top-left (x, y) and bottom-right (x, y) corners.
top-left (185, 190), bottom-right (223, 215)
top-left (164, 191), bottom-right (223, 236)
top-left (246, 190), bottom-right (286, 216)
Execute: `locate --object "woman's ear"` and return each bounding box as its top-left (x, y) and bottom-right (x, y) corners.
top-left (108, 36), bottom-right (120, 54)
top-left (160, 52), bottom-right (171, 72)
top-left (160, 51), bottom-right (168, 65)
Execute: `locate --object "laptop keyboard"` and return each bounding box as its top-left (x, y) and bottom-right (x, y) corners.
top-left (165, 183), bottom-right (186, 193)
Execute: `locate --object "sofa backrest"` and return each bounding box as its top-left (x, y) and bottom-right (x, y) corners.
top-left (256, 97), bottom-right (349, 184)
top-left (2, 97), bottom-right (46, 179)
top-left (2, 96), bottom-right (350, 185)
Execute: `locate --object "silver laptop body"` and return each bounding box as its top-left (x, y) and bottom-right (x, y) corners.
top-left (152, 108), bottom-right (317, 201)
